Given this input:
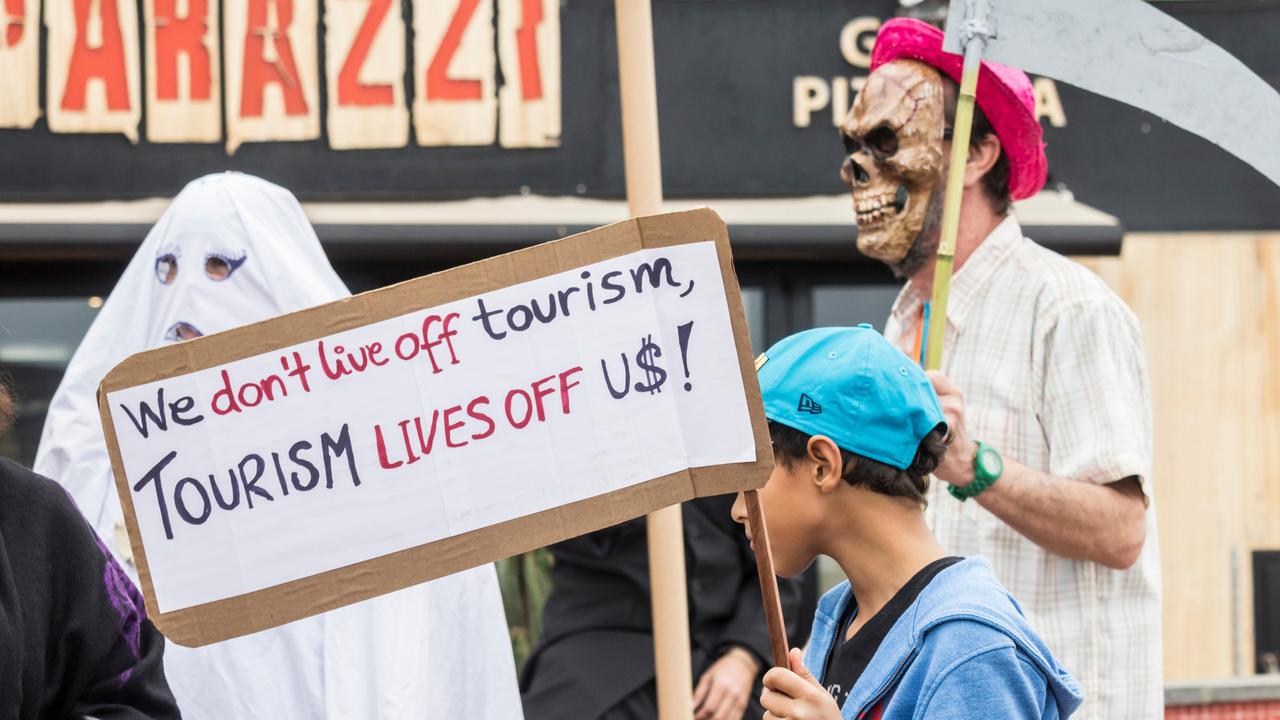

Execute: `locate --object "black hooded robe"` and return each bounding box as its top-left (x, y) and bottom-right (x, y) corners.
top-left (0, 457), bottom-right (179, 719)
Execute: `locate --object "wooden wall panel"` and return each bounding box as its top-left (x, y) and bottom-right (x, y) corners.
top-left (1079, 232), bottom-right (1280, 681)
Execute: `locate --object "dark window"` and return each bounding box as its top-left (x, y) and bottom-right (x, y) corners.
top-left (812, 285), bottom-right (900, 333)
top-left (1254, 550), bottom-right (1280, 674)
top-left (0, 298), bottom-right (101, 465)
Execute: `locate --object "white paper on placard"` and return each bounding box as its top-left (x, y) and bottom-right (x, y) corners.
top-left (107, 241), bottom-right (754, 613)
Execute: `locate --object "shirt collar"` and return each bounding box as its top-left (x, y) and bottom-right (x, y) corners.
top-left (944, 215), bottom-right (1023, 330)
top-left (890, 215), bottom-right (1024, 333)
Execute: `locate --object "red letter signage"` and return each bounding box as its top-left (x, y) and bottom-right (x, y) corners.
top-left (325, 0), bottom-right (408, 149)
top-left (412, 0), bottom-right (495, 146)
top-left (498, 0), bottom-right (559, 148)
top-left (0, 0), bottom-right (39, 128)
top-left (144, 0), bottom-right (221, 142)
top-left (45, 0), bottom-right (141, 139)
top-left (224, 0), bottom-right (320, 152)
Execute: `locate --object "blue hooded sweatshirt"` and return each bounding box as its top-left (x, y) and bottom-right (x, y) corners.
top-left (804, 557), bottom-right (1084, 720)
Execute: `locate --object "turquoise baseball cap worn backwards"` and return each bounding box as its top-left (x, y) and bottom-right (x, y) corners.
top-left (757, 325), bottom-right (947, 470)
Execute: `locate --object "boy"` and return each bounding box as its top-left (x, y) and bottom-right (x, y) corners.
top-left (732, 326), bottom-right (1083, 719)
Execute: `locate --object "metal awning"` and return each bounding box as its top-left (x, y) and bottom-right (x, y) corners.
top-left (0, 190), bottom-right (1122, 262)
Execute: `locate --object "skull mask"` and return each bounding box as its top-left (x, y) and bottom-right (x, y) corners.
top-left (840, 60), bottom-right (946, 264)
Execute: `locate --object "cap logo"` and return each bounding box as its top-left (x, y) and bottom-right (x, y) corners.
top-left (754, 353), bottom-right (768, 371)
top-left (797, 393), bottom-right (823, 414)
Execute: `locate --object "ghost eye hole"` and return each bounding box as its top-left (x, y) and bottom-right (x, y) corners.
top-left (205, 252), bottom-right (247, 281)
top-left (865, 126), bottom-right (899, 156)
top-left (155, 253), bottom-right (178, 285)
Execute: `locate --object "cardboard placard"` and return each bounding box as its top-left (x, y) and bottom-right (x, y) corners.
top-left (99, 209), bottom-right (772, 647)
top-left (143, 0), bottom-right (222, 143)
top-left (0, 0), bottom-right (40, 129)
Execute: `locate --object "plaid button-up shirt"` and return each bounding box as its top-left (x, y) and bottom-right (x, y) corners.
top-left (885, 217), bottom-right (1163, 720)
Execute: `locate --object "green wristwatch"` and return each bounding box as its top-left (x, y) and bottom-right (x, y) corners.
top-left (948, 440), bottom-right (1003, 501)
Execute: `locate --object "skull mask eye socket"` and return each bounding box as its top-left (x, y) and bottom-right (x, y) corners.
top-left (841, 131), bottom-right (862, 156)
top-left (865, 126), bottom-right (899, 157)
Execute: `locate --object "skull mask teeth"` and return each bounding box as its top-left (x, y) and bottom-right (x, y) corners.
top-left (840, 60), bottom-right (946, 264)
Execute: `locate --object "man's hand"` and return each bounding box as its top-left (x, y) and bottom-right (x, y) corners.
top-left (760, 648), bottom-right (841, 720)
top-left (693, 646), bottom-right (759, 720)
top-left (927, 371), bottom-right (978, 488)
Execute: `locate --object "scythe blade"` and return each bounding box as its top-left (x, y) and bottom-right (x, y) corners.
top-left (944, 0), bottom-right (1280, 189)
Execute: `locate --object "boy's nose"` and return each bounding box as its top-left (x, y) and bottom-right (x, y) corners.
top-left (729, 492), bottom-right (747, 524)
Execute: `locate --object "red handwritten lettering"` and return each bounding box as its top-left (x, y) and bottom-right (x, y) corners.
top-left (467, 396), bottom-right (494, 440)
top-left (442, 405), bottom-right (467, 448)
top-left (374, 423), bottom-right (403, 469)
top-left (281, 351), bottom-right (313, 392)
top-left (559, 366), bottom-right (582, 413)
top-left (398, 419), bottom-right (421, 464)
top-left (504, 388), bottom-right (533, 429)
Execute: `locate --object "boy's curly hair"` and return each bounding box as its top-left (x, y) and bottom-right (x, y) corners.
top-left (768, 420), bottom-right (949, 506)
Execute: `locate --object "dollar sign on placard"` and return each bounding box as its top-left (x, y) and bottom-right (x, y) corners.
top-left (635, 334), bottom-right (667, 395)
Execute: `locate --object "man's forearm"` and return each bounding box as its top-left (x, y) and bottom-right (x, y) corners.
top-left (971, 459), bottom-right (1147, 570)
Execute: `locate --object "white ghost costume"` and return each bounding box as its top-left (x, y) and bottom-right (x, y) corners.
top-left (34, 172), bottom-right (523, 720)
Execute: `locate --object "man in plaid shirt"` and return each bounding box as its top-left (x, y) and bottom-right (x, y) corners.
top-left (842, 19), bottom-right (1162, 719)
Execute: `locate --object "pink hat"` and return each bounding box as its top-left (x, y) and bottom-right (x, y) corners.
top-left (870, 18), bottom-right (1047, 200)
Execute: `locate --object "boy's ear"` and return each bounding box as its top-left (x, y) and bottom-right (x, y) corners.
top-left (806, 435), bottom-right (845, 493)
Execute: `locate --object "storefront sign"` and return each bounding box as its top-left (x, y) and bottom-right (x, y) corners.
top-left (413, 0), bottom-right (494, 146)
top-left (143, 0), bottom-right (221, 143)
top-left (789, 15), bottom-right (1067, 130)
top-left (223, 0), bottom-right (321, 153)
top-left (324, 0), bottom-right (410, 149)
top-left (4, 1), bottom-right (1275, 232)
top-left (45, 0), bottom-right (143, 140)
top-left (498, 0), bottom-right (560, 148)
top-left (0, 0), bottom-right (40, 129)
top-left (20, 0), bottom-right (559, 150)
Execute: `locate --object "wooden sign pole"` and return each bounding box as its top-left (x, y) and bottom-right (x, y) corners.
top-left (744, 490), bottom-right (791, 667)
top-left (614, 1), bottom-right (694, 718)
